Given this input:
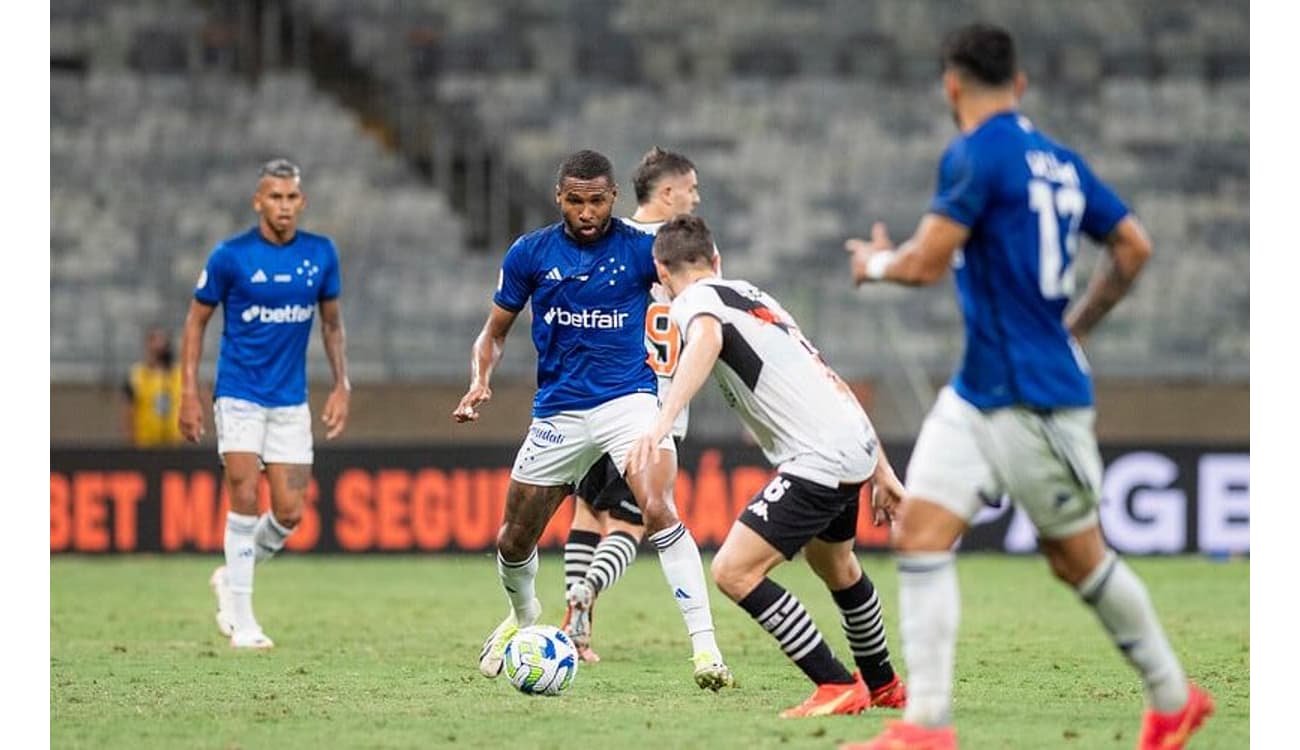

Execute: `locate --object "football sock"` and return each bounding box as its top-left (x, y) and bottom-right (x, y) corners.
top-left (224, 512), bottom-right (259, 630)
top-left (498, 548), bottom-right (541, 626)
top-left (586, 530), bottom-right (638, 594)
top-left (564, 529), bottom-right (600, 594)
top-left (738, 577), bottom-right (855, 685)
top-left (253, 512), bottom-right (293, 564)
top-left (649, 523), bottom-right (721, 657)
top-left (898, 551), bottom-right (959, 728)
top-left (1077, 551), bottom-right (1189, 712)
top-left (831, 573), bottom-right (897, 690)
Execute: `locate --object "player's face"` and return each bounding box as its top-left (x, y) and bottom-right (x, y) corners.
top-left (660, 169), bottom-right (700, 216)
top-left (253, 176), bottom-right (306, 236)
top-left (556, 176), bottom-right (617, 243)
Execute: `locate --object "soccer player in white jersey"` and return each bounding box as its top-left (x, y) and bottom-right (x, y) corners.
top-left (453, 150), bottom-right (733, 691)
top-left (179, 158), bottom-right (351, 649)
top-left (839, 25), bottom-right (1213, 750)
top-left (561, 147), bottom-right (704, 663)
top-left (628, 215), bottom-right (909, 718)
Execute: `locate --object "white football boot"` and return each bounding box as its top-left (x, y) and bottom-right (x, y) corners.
top-left (230, 625), bottom-right (275, 650)
top-left (209, 566), bottom-right (236, 637)
top-left (478, 598), bottom-right (541, 677)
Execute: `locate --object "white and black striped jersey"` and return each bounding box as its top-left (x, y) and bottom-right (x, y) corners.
top-left (622, 217), bottom-right (689, 438)
top-left (669, 277), bottom-right (880, 487)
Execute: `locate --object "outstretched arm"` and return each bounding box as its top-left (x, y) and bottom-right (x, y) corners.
top-left (452, 303), bottom-right (520, 423)
top-left (626, 315), bottom-right (723, 475)
top-left (844, 214), bottom-right (970, 287)
top-left (1065, 216), bottom-right (1152, 344)
top-left (318, 298), bottom-right (351, 439)
top-left (178, 300), bottom-right (216, 442)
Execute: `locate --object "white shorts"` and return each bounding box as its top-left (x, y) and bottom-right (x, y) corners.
top-left (214, 397), bottom-right (313, 465)
top-left (511, 392), bottom-right (675, 487)
top-left (906, 386), bottom-right (1102, 540)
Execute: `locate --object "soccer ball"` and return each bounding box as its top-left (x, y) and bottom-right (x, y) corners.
top-left (502, 625), bottom-right (578, 696)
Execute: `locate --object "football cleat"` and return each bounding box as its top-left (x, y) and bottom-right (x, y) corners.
top-left (479, 599), bottom-right (541, 678)
top-left (1137, 682), bottom-right (1214, 750)
top-left (562, 580), bottom-right (596, 655)
top-left (692, 651), bottom-right (736, 692)
top-left (868, 673), bottom-right (908, 709)
top-left (229, 626), bottom-right (274, 650)
top-left (839, 720), bottom-right (957, 750)
top-left (780, 674), bottom-right (870, 718)
top-left (210, 565), bottom-right (236, 637)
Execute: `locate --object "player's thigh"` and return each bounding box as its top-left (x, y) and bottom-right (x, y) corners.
top-left (263, 402), bottom-right (313, 465)
top-left (711, 520), bottom-right (787, 599)
top-left (511, 411), bottom-right (601, 489)
top-left (988, 406), bottom-right (1102, 541)
top-left (214, 397), bottom-right (269, 459)
top-left (904, 387), bottom-right (998, 538)
top-left (738, 473), bottom-right (858, 562)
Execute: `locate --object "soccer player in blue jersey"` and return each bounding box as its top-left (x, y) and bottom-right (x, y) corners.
top-left (840, 25), bottom-right (1213, 750)
top-left (179, 158), bottom-right (351, 650)
top-left (453, 149), bottom-right (733, 690)
top-left (560, 146), bottom-right (704, 664)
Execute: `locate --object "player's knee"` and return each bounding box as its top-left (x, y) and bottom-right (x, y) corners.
top-left (710, 551), bottom-right (756, 602)
top-left (272, 506), bottom-right (301, 529)
top-left (810, 549), bottom-right (862, 590)
top-left (496, 525), bottom-right (532, 561)
top-left (226, 476), bottom-right (259, 512)
top-left (639, 501), bottom-right (678, 537)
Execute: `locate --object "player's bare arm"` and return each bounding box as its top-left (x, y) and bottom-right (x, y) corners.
top-left (844, 214), bottom-right (969, 286)
top-left (627, 314), bottom-right (722, 476)
top-left (453, 303), bottom-right (519, 423)
top-left (1064, 215), bottom-right (1153, 345)
top-left (318, 298), bottom-right (351, 440)
top-left (178, 299), bottom-right (216, 442)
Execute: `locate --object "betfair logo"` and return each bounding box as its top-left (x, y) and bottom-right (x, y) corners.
top-left (241, 304), bottom-right (315, 324)
top-left (542, 307), bottom-right (629, 329)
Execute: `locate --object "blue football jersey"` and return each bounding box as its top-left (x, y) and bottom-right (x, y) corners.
top-left (494, 220), bottom-right (659, 417)
top-left (194, 227), bottom-right (341, 407)
top-left (929, 112), bottom-right (1130, 410)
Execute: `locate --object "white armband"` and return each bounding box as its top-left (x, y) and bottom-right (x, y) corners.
top-left (866, 251), bottom-right (896, 281)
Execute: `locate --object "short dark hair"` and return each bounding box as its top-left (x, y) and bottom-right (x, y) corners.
top-left (941, 24), bottom-right (1017, 87)
top-left (259, 157), bottom-right (301, 181)
top-left (633, 147), bottom-right (696, 204)
top-left (556, 149), bottom-right (615, 186)
top-left (653, 214), bottom-right (715, 272)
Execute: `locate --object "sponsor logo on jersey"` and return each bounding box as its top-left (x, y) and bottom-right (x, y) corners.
top-left (250, 269), bottom-right (268, 283)
top-left (542, 307), bottom-right (629, 329)
top-left (528, 420), bottom-right (565, 448)
top-left (240, 304), bottom-right (315, 324)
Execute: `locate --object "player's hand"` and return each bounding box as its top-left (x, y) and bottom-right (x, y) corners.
top-left (869, 462), bottom-right (906, 526)
top-left (453, 383), bottom-right (492, 423)
top-left (844, 222), bottom-right (895, 286)
top-left (625, 431), bottom-right (664, 477)
top-left (322, 385), bottom-right (350, 440)
top-left (178, 393), bottom-right (205, 443)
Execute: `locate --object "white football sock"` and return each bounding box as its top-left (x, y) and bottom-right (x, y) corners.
top-left (253, 512), bottom-right (293, 563)
top-left (498, 548), bottom-right (541, 626)
top-left (224, 512), bottom-right (259, 630)
top-left (1077, 551), bottom-right (1189, 712)
top-left (898, 551), bottom-right (959, 728)
top-left (649, 523), bottom-right (720, 657)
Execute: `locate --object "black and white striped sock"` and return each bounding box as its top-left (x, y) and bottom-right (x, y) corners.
top-left (738, 577), bottom-right (854, 685)
top-left (564, 529), bottom-right (601, 594)
top-left (586, 530), bottom-right (638, 594)
top-left (832, 573), bottom-right (897, 690)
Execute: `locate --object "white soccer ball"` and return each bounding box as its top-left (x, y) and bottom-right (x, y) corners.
top-left (502, 624), bottom-right (578, 696)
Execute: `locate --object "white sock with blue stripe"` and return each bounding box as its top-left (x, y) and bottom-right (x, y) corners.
top-left (649, 522), bottom-right (720, 658)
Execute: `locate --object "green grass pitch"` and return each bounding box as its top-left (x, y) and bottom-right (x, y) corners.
top-left (51, 553), bottom-right (1247, 749)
